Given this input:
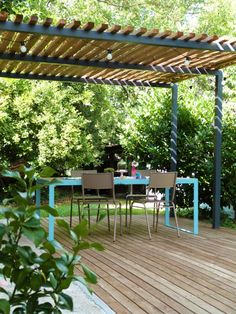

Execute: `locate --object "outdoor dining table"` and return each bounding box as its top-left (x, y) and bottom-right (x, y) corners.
top-left (36, 176), bottom-right (198, 241)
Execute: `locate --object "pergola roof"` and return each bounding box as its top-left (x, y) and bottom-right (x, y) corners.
top-left (0, 12), bottom-right (236, 86)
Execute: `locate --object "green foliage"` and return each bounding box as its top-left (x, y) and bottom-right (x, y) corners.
top-left (120, 77), bottom-right (236, 212)
top-left (0, 0), bottom-right (27, 14)
top-left (0, 166), bottom-right (103, 313)
top-left (120, 88), bottom-right (172, 169)
top-left (0, 80), bottom-right (121, 171)
top-left (0, 0), bottom-right (236, 218)
top-left (104, 168), bottom-right (115, 173)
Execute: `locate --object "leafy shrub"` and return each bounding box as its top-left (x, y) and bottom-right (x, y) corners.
top-left (0, 166), bottom-right (103, 314)
top-left (104, 168), bottom-right (115, 173)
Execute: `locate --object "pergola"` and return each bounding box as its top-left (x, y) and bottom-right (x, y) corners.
top-left (0, 12), bottom-right (236, 228)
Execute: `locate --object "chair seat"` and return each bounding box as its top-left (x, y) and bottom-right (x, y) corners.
top-left (80, 197), bottom-right (119, 205)
top-left (77, 195), bottom-right (109, 201)
top-left (126, 193), bottom-right (147, 200)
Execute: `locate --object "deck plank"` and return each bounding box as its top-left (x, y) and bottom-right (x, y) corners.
top-left (42, 215), bottom-right (236, 314)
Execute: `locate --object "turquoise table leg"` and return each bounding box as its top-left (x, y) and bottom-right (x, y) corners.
top-left (36, 188), bottom-right (40, 217)
top-left (193, 180), bottom-right (199, 235)
top-left (48, 185), bottom-right (55, 241)
top-left (164, 188), bottom-right (170, 226)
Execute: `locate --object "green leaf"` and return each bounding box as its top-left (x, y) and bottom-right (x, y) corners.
top-left (26, 294), bottom-right (39, 313)
top-left (81, 263), bottom-right (97, 284)
top-left (73, 241), bottom-right (90, 255)
top-left (73, 220), bottom-right (88, 238)
top-left (0, 299), bottom-right (10, 314)
top-left (69, 230), bottom-right (78, 243)
top-left (15, 269), bottom-right (31, 289)
top-left (1, 199), bottom-right (13, 206)
top-left (1, 207), bottom-right (17, 219)
top-left (43, 241), bottom-right (56, 254)
top-left (23, 217), bottom-right (40, 229)
top-left (12, 306), bottom-right (25, 314)
top-left (23, 166), bottom-right (35, 180)
top-left (50, 240), bottom-right (64, 251)
top-left (39, 166), bottom-right (57, 178)
top-left (12, 307), bottom-right (25, 314)
top-left (29, 184), bottom-right (45, 193)
top-left (17, 191), bottom-right (28, 200)
top-left (58, 292), bottom-right (73, 311)
top-left (59, 277), bottom-right (73, 290)
top-left (22, 227), bottom-right (45, 247)
top-left (56, 219), bottom-right (70, 233)
top-left (30, 273), bottom-right (43, 291)
top-left (90, 242), bottom-right (104, 251)
top-left (41, 240), bottom-right (64, 254)
top-left (0, 223), bottom-right (6, 239)
top-left (55, 260), bottom-right (68, 274)
top-left (13, 194), bottom-right (29, 207)
top-left (0, 287), bottom-right (9, 296)
top-left (17, 246), bottom-right (31, 263)
top-left (2, 266), bottom-right (11, 278)
top-left (72, 255), bottom-right (82, 264)
top-left (37, 303), bottom-right (54, 312)
top-left (38, 205), bottom-right (59, 217)
top-left (39, 252), bottom-right (50, 261)
top-left (0, 170), bottom-right (25, 185)
top-left (49, 272), bottom-right (57, 289)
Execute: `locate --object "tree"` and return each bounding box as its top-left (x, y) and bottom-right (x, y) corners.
top-left (0, 80), bottom-right (95, 171)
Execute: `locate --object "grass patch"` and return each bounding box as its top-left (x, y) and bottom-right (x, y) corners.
top-left (47, 201), bottom-right (155, 218)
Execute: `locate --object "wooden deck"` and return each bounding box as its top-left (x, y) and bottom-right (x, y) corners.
top-left (42, 215), bottom-right (236, 314)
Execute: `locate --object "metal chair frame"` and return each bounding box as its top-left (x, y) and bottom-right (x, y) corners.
top-left (78, 172), bottom-right (122, 242)
top-left (69, 169), bottom-right (97, 227)
top-left (129, 172), bottom-right (180, 239)
top-left (125, 169), bottom-right (156, 227)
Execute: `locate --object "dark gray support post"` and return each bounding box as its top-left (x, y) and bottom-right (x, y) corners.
top-left (213, 70), bottom-right (223, 228)
top-left (170, 84), bottom-right (178, 171)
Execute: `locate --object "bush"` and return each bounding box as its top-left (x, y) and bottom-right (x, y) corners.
top-left (104, 168), bottom-right (115, 173)
top-left (0, 166), bottom-right (103, 314)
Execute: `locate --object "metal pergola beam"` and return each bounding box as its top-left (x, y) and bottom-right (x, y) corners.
top-left (0, 71), bottom-right (170, 88)
top-left (0, 21), bottom-right (235, 53)
top-left (0, 53), bottom-right (219, 76)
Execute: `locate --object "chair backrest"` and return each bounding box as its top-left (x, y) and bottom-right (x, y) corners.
top-left (82, 173), bottom-right (115, 199)
top-left (139, 169), bottom-right (156, 177)
top-left (70, 170), bottom-right (97, 195)
top-left (71, 169), bottom-right (97, 177)
top-left (148, 172), bottom-right (177, 200)
top-left (71, 170), bottom-right (83, 177)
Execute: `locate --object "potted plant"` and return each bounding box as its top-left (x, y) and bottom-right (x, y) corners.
top-left (0, 166), bottom-right (103, 314)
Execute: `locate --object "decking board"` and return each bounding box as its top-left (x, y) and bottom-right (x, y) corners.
top-left (42, 215), bottom-right (236, 313)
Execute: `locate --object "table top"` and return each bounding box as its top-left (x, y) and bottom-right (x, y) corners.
top-left (38, 176), bottom-right (198, 186)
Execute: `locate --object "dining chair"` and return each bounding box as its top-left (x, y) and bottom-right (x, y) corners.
top-left (70, 169), bottom-right (97, 227)
top-left (128, 171), bottom-right (180, 239)
top-left (78, 172), bottom-right (122, 242)
top-left (125, 169), bottom-right (156, 227)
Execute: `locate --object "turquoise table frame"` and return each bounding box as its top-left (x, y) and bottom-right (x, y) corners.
top-left (36, 177), bottom-right (198, 241)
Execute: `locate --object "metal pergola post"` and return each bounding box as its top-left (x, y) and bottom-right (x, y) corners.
top-left (170, 84), bottom-right (178, 171)
top-left (213, 70), bottom-right (223, 228)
